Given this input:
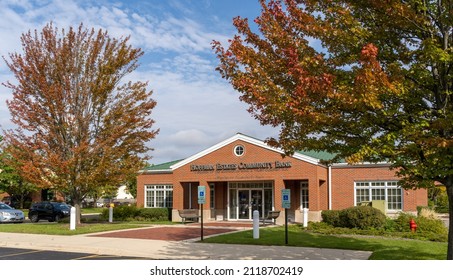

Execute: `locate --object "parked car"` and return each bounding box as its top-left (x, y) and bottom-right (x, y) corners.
top-left (28, 201), bottom-right (71, 222)
top-left (0, 202), bottom-right (25, 223)
top-left (95, 198), bottom-right (111, 208)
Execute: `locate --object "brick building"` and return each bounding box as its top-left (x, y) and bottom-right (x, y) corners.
top-left (136, 133), bottom-right (427, 224)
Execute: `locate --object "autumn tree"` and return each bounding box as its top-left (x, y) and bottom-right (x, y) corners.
top-left (0, 137), bottom-right (37, 209)
top-left (2, 23), bottom-right (158, 223)
top-left (213, 0), bottom-right (453, 259)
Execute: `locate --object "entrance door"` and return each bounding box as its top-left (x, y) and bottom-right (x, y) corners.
top-left (238, 190), bottom-right (250, 219)
top-left (237, 189), bottom-right (264, 220)
top-left (251, 190), bottom-right (263, 218)
top-left (228, 182), bottom-right (273, 221)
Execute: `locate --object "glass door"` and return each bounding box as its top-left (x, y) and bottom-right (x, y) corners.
top-left (237, 189), bottom-right (264, 220)
top-left (238, 190), bottom-right (250, 219)
top-left (228, 188), bottom-right (237, 220)
top-left (251, 190), bottom-right (263, 218)
top-left (228, 182), bottom-right (273, 220)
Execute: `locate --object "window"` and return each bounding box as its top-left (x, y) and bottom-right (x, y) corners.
top-left (209, 183), bottom-right (215, 209)
top-left (229, 181), bottom-right (273, 189)
top-left (145, 185), bottom-right (173, 208)
top-left (356, 188), bottom-right (370, 204)
top-left (300, 181), bottom-right (309, 209)
top-left (354, 181), bottom-right (402, 211)
top-left (234, 145), bottom-right (245, 156)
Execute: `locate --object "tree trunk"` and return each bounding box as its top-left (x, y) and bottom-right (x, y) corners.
top-left (19, 194), bottom-right (25, 209)
top-left (446, 183), bottom-right (453, 260)
top-left (75, 203), bottom-right (82, 224)
top-left (72, 198), bottom-right (82, 225)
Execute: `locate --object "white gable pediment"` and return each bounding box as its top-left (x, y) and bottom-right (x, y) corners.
top-left (170, 133), bottom-right (320, 170)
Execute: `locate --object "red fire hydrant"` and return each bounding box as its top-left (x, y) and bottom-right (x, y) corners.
top-left (409, 218), bottom-right (417, 233)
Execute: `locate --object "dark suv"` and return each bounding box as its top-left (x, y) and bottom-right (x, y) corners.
top-left (28, 201), bottom-right (71, 222)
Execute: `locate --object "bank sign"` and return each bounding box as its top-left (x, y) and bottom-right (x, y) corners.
top-left (190, 161), bottom-right (292, 172)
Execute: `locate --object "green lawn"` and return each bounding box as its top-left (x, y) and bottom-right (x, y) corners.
top-left (202, 225), bottom-right (448, 260)
top-left (0, 222), bottom-right (146, 235)
top-left (0, 221), bottom-right (447, 259)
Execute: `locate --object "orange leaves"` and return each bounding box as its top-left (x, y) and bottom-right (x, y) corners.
top-left (213, 0), bottom-right (409, 155)
top-left (213, 0), bottom-right (340, 131)
top-left (352, 43), bottom-right (400, 110)
top-left (360, 43), bottom-right (379, 62)
top-left (214, 1), bottom-right (453, 223)
top-left (3, 22), bottom-right (158, 204)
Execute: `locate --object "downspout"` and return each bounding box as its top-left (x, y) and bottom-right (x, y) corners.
top-left (189, 183), bottom-right (192, 209)
top-left (328, 165), bottom-right (332, 210)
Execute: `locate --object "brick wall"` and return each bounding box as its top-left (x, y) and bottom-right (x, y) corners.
top-left (137, 138), bottom-right (428, 220)
top-left (331, 164), bottom-right (427, 211)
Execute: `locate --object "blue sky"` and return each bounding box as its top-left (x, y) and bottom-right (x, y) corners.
top-left (0, 0), bottom-right (280, 164)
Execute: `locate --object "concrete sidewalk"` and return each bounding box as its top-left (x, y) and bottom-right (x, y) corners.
top-left (0, 228), bottom-right (372, 260)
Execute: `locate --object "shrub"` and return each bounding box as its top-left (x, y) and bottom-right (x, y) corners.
top-left (391, 212), bottom-right (447, 241)
top-left (137, 208), bottom-right (171, 221)
top-left (418, 207), bottom-right (437, 219)
top-left (322, 206), bottom-right (386, 230)
top-left (321, 210), bottom-right (342, 227)
top-left (339, 206), bottom-right (387, 230)
top-left (101, 205), bottom-right (140, 221)
top-left (307, 221), bottom-right (343, 234)
top-left (309, 211), bottom-right (448, 242)
top-left (382, 218), bottom-right (398, 232)
top-left (434, 194), bottom-right (449, 213)
top-left (101, 206), bottom-right (172, 221)
top-left (393, 212), bottom-right (415, 232)
top-left (416, 216), bottom-right (447, 236)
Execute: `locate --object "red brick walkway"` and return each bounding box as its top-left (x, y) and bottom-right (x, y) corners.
top-left (92, 226), bottom-right (240, 241)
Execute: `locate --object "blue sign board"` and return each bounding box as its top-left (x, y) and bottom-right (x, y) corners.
top-left (282, 189), bottom-right (291, 209)
top-left (198, 186), bottom-right (206, 204)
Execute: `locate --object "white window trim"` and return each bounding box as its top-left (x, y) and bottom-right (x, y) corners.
top-left (145, 184), bottom-right (173, 208)
top-left (233, 145), bottom-right (245, 156)
top-left (354, 181), bottom-right (402, 212)
top-left (300, 181), bottom-right (309, 210)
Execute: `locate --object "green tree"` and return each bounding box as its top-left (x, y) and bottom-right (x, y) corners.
top-left (124, 167), bottom-right (139, 198)
top-left (0, 139), bottom-right (37, 209)
top-left (84, 183), bottom-right (117, 207)
top-left (213, 0), bottom-right (453, 259)
top-left (2, 22), bottom-right (158, 223)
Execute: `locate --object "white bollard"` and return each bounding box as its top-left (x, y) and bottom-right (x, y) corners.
top-left (253, 210), bottom-right (259, 239)
top-left (70, 207), bottom-right (76, 230)
top-left (303, 208), bottom-right (309, 228)
top-left (109, 204), bottom-right (113, 223)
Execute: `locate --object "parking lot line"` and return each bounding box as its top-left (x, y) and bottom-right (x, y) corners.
top-left (72, 254), bottom-right (103, 260)
top-left (0, 250), bottom-right (41, 258)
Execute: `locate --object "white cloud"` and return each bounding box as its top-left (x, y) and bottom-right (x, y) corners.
top-left (0, 0), bottom-right (280, 164)
top-left (167, 129), bottom-right (211, 147)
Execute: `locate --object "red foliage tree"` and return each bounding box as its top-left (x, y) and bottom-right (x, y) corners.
top-left (2, 23), bottom-right (159, 223)
top-left (213, 0), bottom-right (452, 259)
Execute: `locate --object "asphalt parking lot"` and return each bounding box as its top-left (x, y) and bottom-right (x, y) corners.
top-left (0, 247), bottom-right (149, 260)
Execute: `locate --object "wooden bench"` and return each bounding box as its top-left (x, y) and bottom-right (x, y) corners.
top-left (261, 210), bottom-right (281, 225)
top-left (178, 209), bottom-right (200, 224)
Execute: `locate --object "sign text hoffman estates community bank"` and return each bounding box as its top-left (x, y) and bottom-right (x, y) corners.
top-left (190, 161), bottom-right (292, 172)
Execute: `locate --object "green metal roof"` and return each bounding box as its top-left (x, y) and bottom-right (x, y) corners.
top-left (296, 150), bottom-right (341, 163)
top-left (143, 159), bottom-right (184, 171)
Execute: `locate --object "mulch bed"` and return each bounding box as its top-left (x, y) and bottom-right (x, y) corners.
top-left (91, 226), bottom-right (238, 241)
